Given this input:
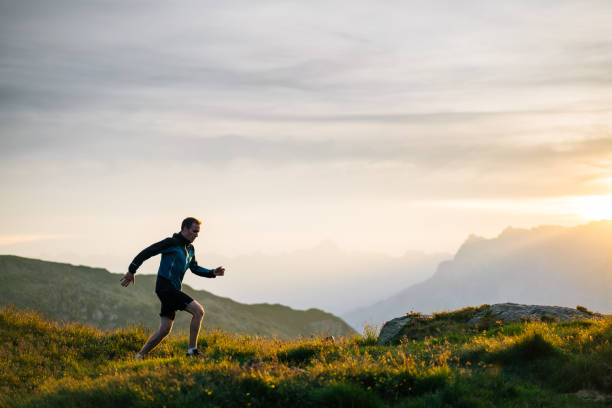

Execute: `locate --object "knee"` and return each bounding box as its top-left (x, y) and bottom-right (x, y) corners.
top-left (194, 305), bottom-right (205, 319)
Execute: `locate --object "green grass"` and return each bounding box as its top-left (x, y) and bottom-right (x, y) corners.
top-left (1, 305), bottom-right (611, 407)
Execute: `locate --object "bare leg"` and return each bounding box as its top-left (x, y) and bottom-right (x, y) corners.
top-left (184, 300), bottom-right (205, 349)
top-left (138, 317), bottom-right (174, 357)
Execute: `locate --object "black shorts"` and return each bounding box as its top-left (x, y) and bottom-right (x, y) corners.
top-left (155, 276), bottom-right (194, 320)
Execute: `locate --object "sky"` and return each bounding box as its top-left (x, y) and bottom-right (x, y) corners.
top-left (2, 1), bottom-right (612, 299)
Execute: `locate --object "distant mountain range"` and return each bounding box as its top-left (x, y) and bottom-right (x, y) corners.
top-left (344, 220), bottom-right (612, 332)
top-left (191, 241), bottom-right (448, 315)
top-left (0, 255), bottom-right (354, 339)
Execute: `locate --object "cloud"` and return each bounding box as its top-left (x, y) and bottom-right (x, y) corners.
top-left (2, 0), bottom-right (612, 117)
top-left (1, 123), bottom-right (611, 204)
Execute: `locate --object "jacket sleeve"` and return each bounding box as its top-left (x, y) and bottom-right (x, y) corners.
top-left (189, 254), bottom-right (216, 278)
top-left (128, 237), bottom-right (175, 274)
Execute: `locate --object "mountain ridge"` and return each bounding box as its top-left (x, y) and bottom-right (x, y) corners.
top-left (343, 220), bottom-right (612, 331)
top-left (0, 255), bottom-right (354, 339)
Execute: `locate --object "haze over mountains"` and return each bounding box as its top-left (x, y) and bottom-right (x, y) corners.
top-left (2, 239), bottom-right (447, 316)
top-left (344, 220), bottom-right (612, 332)
top-left (185, 241), bottom-right (448, 315)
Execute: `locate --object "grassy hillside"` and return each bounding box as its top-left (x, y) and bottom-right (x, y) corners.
top-left (0, 255), bottom-right (354, 339)
top-left (1, 306), bottom-right (611, 407)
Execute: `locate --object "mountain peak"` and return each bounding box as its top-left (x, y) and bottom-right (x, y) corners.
top-left (344, 220), bottom-right (612, 331)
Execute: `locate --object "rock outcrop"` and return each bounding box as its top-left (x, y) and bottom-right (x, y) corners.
top-left (377, 315), bottom-right (414, 346)
top-left (378, 303), bottom-right (605, 345)
top-left (467, 303), bottom-right (604, 326)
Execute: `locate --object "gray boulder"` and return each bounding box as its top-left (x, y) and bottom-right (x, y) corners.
top-left (377, 313), bottom-right (434, 345)
top-left (468, 303), bottom-right (603, 326)
top-left (377, 315), bottom-right (411, 345)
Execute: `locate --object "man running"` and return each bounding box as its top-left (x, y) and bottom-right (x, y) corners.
top-left (120, 217), bottom-right (225, 359)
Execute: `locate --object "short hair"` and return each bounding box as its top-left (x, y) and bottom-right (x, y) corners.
top-left (181, 217), bottom-right (202, 230)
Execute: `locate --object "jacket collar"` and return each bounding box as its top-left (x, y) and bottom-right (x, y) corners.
top-left (172, 231), bottom-right (190, 247)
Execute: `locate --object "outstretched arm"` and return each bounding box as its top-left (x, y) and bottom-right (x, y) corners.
top-left (120, 237), bottom-right (175, 287)
top-left (129, 237), bottom-right (175, 274)
top-left (189, 255), bottom-right (225, 278)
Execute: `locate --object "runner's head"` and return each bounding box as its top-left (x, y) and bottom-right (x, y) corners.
top-left (181, 217), bottom-right (201, 243)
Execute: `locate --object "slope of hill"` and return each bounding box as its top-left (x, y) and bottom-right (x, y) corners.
top-left (0, 255), bottom-right (354, 338)
top-left (344, 220), bottom-right (612, 330)
top-left (2, 306), bottom-right (610, 407)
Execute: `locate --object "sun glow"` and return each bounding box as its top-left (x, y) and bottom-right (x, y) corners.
top-left (575, 194), bottom-right (612, 221)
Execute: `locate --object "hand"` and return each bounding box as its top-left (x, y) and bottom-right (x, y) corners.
top-left (120, 271), bottom-right (135, 287)
top-left (214, 266), bottom-right (225, 276)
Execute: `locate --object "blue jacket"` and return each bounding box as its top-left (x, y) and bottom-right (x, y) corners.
top-left (128, 232), bottom-right (216, 290)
